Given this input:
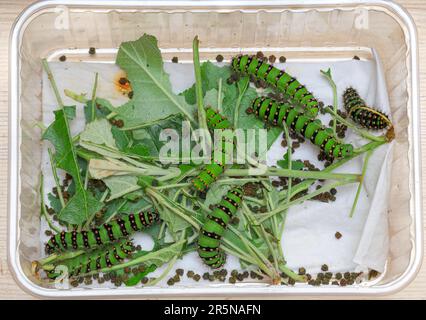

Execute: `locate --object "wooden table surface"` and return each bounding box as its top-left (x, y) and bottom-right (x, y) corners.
top-left (0, 0), bottom-right (425, 300)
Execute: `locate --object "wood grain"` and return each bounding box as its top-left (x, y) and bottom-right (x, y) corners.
top-left (0, 0), bottom-right (425, 299)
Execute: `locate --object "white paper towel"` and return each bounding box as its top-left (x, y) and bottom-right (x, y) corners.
top-left (41, 52), bottom-right (392, 284)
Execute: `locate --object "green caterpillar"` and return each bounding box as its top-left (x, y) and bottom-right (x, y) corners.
top-left (192, 108), bottom-right (233, 192)
top-left (47, 239), bottom-right (134, 279)
top-left (198, 187), bottom-right (244, 268)
top-left (252, 96), bottom-right (354, 159)
top-left (45, 211), bottom-right (159, 254)
top-left (343, 87), bottom-right (392, 130)
top-left (232, 54), bottom-right (320, 117)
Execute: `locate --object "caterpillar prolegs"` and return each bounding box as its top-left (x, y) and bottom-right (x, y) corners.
top-left (45, 211), bottom-right (159, 254)
top-left (252, 97), bottom-right (354, 159)
top-left (343, 87), bottom-right (392, 130)
top-left (46, 239), bottom-right (135, 279)
top-left (192, 108), bottom-right (233, 192)
top-left (232, 54), bottom-right (320, 117)
top-left (198, 187), bottom-right (244, 268)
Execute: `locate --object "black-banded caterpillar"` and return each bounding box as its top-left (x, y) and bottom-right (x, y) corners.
top-left (198, 187), bottom-right (244, 268)
top-left (232, 54), bottom-right (320, 117)
top-left (46, 239), bottom-right (135, 279)
top-left (343, 87), bottom-right (392, 130)
top-left (251, 96), bottom-right (354, 159)
top-left (45, 211), bottom-right (159, 254)
top-left (192, 108), bottom-right (233, 192)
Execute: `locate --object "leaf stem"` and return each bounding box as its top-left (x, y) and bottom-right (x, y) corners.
top-left (42, 59), bottom-right (64, 108)
top-left (350, 149), bottom-right (372, 218)
top-left (90, 73), bottom-right (99, 122)
top-left (48, 148), bottom-right (66, 209)
top-left (224, 167), bottom-right (360, 182)
top-left (320, 68), bottom-right (338, 135)
top-left (39, 174), bottom-right (61, 233)
top-left (257, 180), bottom-right (355, 224)
top-left (234, 77), bottom-right (250, 128)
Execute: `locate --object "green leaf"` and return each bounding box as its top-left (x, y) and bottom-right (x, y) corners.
top-left (111, 126), bottom-right (132, 151)
top-left (103, 175), bottom-right (141, 201)
top-left (204, 184), bottom-right (231, 208)
top-left (64, 106), bottom-right (76, 120)
top-left (48, 193), bottom-right (62, 213)
top-left (80, 118), bottom-right (117, 149)
top-left (114, 34), bottom-right (196, 129)
top-left (124, 264), bottom-right (157, 286)
top-left (277, 153), bottom-right (304, 171)
top-left (181, 61), bottom-right (231, 104)
top-left (43, 109), bottom-right (103, 225)
top-left (84, 98), bottom-right (114, 122)
top-left (204, 89), bottom-right (219, 108)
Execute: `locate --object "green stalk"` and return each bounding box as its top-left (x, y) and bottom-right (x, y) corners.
top-left (217, 78), bottom-right (223, 112)
top-left (90, 73), bottom-right (99, 122)
top-left (320, 69), bottom-right (338, 136)
top-left (37, 250), bottom-right (85, 267)
top-left (350, 150), bottom-right (372, 218)
top-left (39, 174), bottom-right (61, 233)
top-left (146, 188), bottom-right (201, 230)
top-left (193, 36), bottom-right (207, 130)
top-left (48, 148), bottom-right (65, 209)
top-left (234, 76), bottom-right (250, 127)
top-left (257, 180), bottom-right (355, 224)
top-left (42, 59), bottom-right (64, 108)
top-left (225, 167), bottom-right (360, 182)
top-left (64, 89), bottom-right (88, 103)
top-left (88, 239), bottom-right (187, 277)
top-left (281, 140), bottom-right (386, 202)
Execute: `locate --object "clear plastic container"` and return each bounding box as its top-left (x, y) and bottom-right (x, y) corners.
top-left (8, 0), bottom-right (422, 297)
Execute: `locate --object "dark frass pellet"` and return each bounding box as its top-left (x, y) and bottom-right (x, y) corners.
top-left (256, 51), bottom-right (264, 59)
top-left (243, 271), bottom-right (249, 278)
top-left (298, 267), bottom-right (306, 275)
top-left (330, 188), bottom-right (337, 195)
top-left (288, 278), bottom-right (296, 286)
top-left (187, 270), bottom-right (195, 278)
top-left (193, 274), bottom-right (201, 282)
top-left (141, 277), bottom-right (149, 284)
top-left (335, 272), bottom-right (342, 280)
top-left (332, 280), bottom-right (339, 285)
top-left (353, 55), bottom-right (360, 60)
top-left (339, 279), bottom-right (347, 286)
top-left (171, 56), bottom-right (178, 63)
top-left (167, 278), bottom-right (175, 286)
top-left (335, 231), bottom-right (342, 240)
top-left (321, 264), bottom-right (329, 272)
top-left (250, 271), bottom-right (257, 279)
top-left (268, 55), bottom-right (276, 63)
top-left (216, 54), bottom-right (224, 62)
top-left (229, 277), bottom-right (236, 284)
top-left (59, 55), bottom-right (66, 62)
top-left (128, 91), bottom-right (134, 99)
top-left (89, 47), bottom-right (96, 55)
top-left (44, 230), bottom-right (53, 237)
top-left (202, 272), bottom-right (210, 280)
top-left (237, 274), bottom-right (244, 282)
top-left (279, 56), bottom-right (287, 63)
top-left (176, 268), bottom-right (184, 276)
top-left (208, 275), bottom-right (215, 282)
